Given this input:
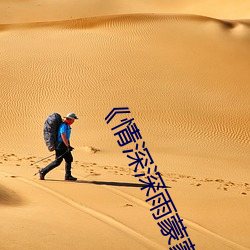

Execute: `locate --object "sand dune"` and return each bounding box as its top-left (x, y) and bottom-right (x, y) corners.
top-left (1, 14), bottom-right (249, 179)
top-left (0, 183), bottom-right (23, 206)
top-left (1, 0), bottom-right (250, 24)
top-left (0, 4), bottom-right (250, 250)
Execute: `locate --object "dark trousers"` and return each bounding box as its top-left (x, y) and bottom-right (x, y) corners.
top-left (41, 149), bottom-right (73, 177)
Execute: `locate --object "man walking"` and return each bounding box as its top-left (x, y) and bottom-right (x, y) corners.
top-left (39, 112), bottom-right (78, 181)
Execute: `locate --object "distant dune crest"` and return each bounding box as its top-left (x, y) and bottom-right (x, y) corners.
top-left (1, 14), bottom-right (250, 31)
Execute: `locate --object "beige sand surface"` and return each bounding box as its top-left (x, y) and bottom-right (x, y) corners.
top-left (1, 0), bottom-right (250, 24)
top-left (1, 1), bottom-right (250, 250)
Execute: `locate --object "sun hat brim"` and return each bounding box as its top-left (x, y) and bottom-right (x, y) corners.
top-left (64, 113), bottom-right (78, 120)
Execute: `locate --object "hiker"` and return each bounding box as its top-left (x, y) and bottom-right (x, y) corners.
top-left (39, 112), bottom-right (78, 181)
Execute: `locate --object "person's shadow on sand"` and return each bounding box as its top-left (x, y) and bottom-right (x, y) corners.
top-left (45, 179), bottom-right (171, 188)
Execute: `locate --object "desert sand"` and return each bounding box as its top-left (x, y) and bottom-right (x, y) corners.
top-left (0, 1), bottom-right (250, 250)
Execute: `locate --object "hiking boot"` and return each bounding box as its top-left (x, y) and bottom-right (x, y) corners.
top-left (39, 170), bottom-right (45, 180)
top-left (65, 175), bottom-right (77, 181)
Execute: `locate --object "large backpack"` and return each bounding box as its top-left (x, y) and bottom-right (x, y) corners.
top-left (43, 113), bottom-right (63, 151)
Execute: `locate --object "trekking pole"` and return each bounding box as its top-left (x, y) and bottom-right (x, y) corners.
top-left (31, 153), bottom-right (55, 166)
top-left (33, 151), bottom-right (68, 176)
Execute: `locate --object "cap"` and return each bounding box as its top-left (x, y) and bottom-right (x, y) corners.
top-left (64, 112), bottom-right (78, 120)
